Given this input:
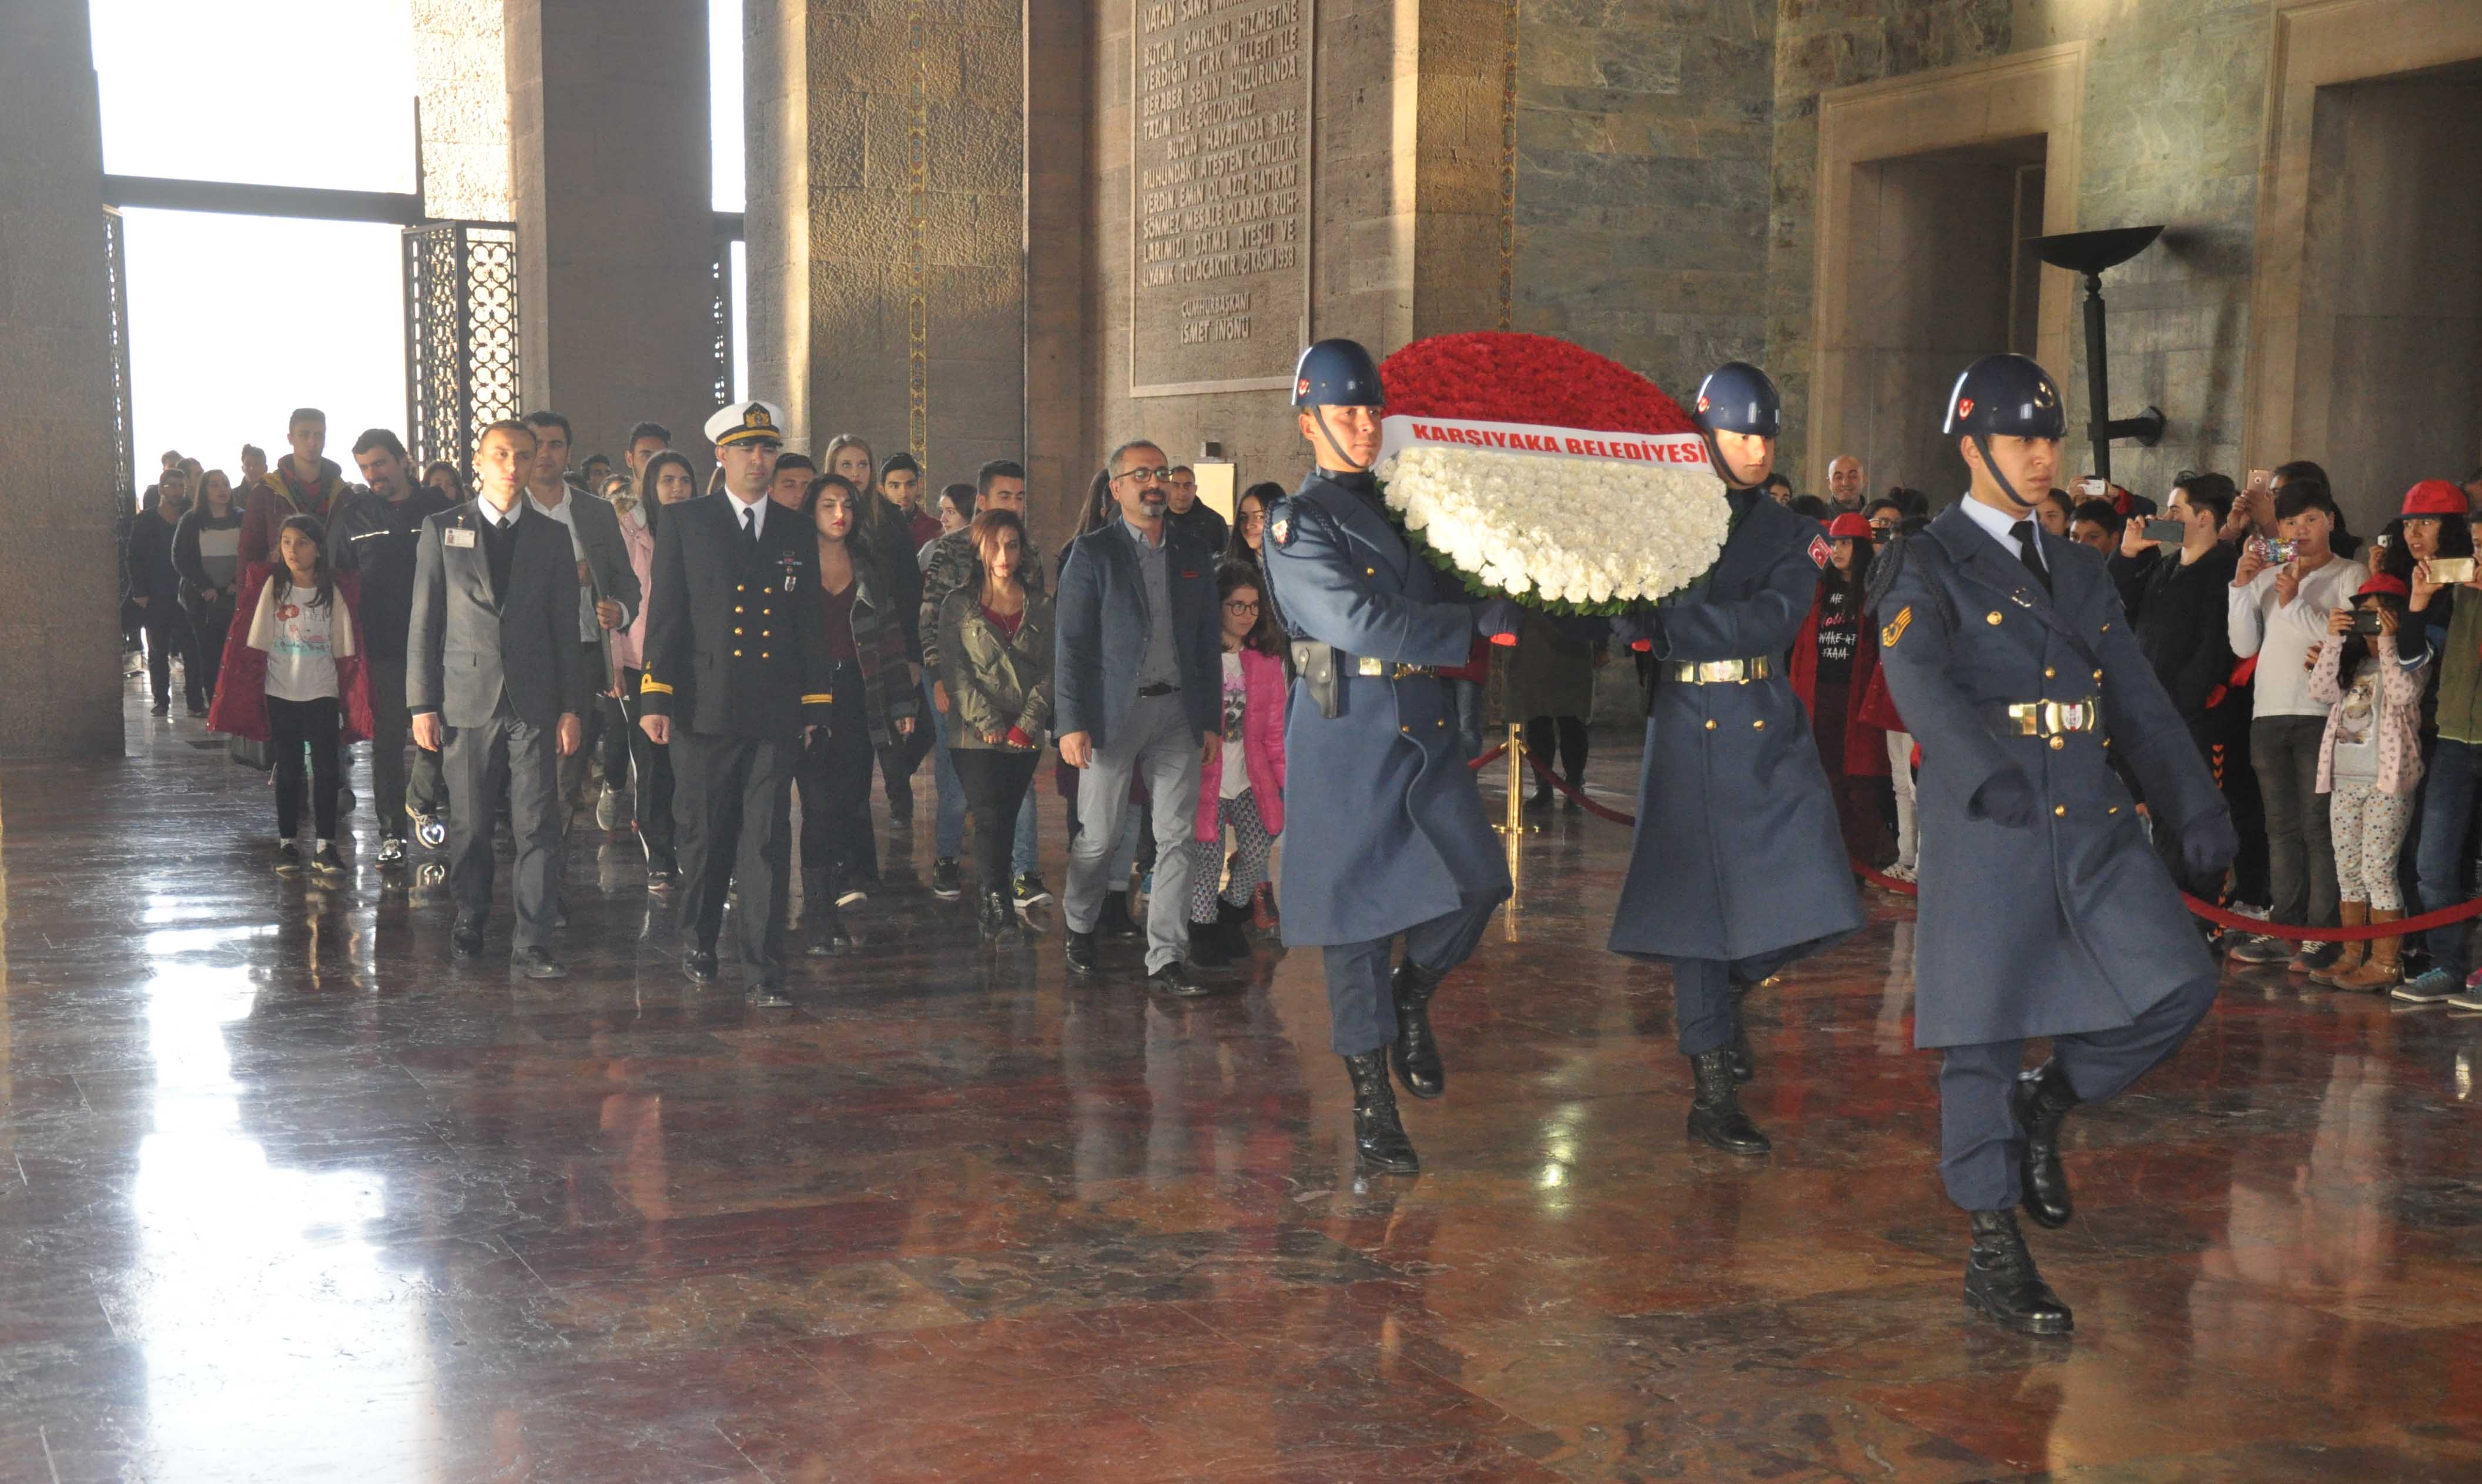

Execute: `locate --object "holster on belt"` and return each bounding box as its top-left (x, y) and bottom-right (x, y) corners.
top-left (1291, 639), bottom-right (1342, 718)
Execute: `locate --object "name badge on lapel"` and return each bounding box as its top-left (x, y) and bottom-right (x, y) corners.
top-left (444, 527), bottom-right (476, 549)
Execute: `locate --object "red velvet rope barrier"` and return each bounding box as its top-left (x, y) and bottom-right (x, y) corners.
top-left (1468, 742), bottom-right (1506, 771)
top-left (1503, 748), bottom-right (2482, 946)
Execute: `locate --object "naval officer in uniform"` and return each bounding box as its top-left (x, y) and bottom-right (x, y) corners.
top-left (1259, 339), bottom-right (1519, 1175)
top-left (1604, 361), bottom-right (1866, 1158)
top-left (638, 401), bottom-right (837, 1006)
top-left (1869, 354), bottom-right (2235, 1335)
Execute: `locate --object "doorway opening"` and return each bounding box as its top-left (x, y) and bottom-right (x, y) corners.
top-left (2296, 59), bottom-right (2482, 524)
top-left (1834, 137), bottom-right (2048, 501)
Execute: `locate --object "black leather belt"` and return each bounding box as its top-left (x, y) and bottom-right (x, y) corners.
top-left (1137, 682), bottom-right (1180, 698)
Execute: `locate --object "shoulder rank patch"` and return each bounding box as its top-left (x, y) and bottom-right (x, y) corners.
top-left (1270, 514), bottom-right (1295, 548)
top-left (1807, 534), bottom-right (1833, 569)
top-left (1881, 606), bottom-right (1912, 648)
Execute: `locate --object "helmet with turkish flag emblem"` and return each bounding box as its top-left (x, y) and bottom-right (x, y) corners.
top-left (1693, 362), bottom-right (1781, 438)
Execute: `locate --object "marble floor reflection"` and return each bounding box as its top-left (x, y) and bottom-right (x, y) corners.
top-left (5, 694), bottom-right (2482, 1481)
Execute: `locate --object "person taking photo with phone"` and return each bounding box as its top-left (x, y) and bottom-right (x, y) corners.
top-left (2227, 477), bottom-right (2367, 972)
top-left (2305, 573), bottom-right (2426, 991)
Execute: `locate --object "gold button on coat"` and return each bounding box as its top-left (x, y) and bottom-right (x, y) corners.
top-left (1752, 718), bottom-right (1766, 730)
top-left (1704, 719), bottom-right (1717, 731)
top-left (1987, 612), bottom-right (2003, 625)
top-left (2044, 667), bottom-right (2055, 678)
top-left (2054, 805), bottom-right (2068, 817)
top-left (2049, 736), bottom-right (2064, 751)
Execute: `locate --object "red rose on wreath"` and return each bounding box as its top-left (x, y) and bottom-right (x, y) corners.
top-left (1378, 332), bottom-right (1696, 437)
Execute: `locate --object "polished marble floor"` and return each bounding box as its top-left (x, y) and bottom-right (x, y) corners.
top-left (5, 692), bottom-right (2482, 1482)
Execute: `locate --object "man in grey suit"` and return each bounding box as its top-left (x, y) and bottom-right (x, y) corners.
top-left (409, 420), bottom-right (588, 979)
top-left (520, 410), bottom-right (642, 829)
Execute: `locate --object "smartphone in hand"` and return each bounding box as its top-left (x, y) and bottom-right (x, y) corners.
top-left (2142, 518), bottom-right (2185, 545)
top-left (2430, 557), bottom-right (2477, 583)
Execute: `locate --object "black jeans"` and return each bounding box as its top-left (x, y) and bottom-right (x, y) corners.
top-left (141, 607), bottom-right (202, 709)
top-left (183, 594), bottom-right (235, 702)
top-left (949, 748), bottom-right (1039, 897)
top-left (795, 668), bottom-right (875, 883)
top-left (267, 695), bottom-right (341, 840)
top-left (2252, 714), bottom-right (2336, 928)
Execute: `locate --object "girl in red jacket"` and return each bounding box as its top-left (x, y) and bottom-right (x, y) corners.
top-left (208, 514), bottom-right (376, 879)
top-left (1788, 512), bottom-right (1890, 866)
top-left (1188, 561), bottom-right (1289, 966)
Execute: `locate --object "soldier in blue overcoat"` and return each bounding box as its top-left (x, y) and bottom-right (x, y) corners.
top-left (1259, 339), bottom-right (1518, 1175)
top-left (1605, 363), bottom-right (1864, 1158)
top-left (1869, 354), bottom-right (2237, 1336)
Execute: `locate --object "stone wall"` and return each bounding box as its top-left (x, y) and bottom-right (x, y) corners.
top-left (1513, 0), bottom-right (1776, 401)
top-left (414, 0), bottom-right (513, 222)
top-left (507, 0), bottom-right (718, 465)
top-left (745, 0), bottom-right (1026, 507)
top-left (0, 1), bottom-right (122, 758)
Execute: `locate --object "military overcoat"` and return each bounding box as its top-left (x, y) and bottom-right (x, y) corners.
top-left (1608, 490), bottom-right (1864, 964)
top-left (1870, 504), bottom-right (2227, 1048)
top-left (1260, 471), bottom-right (1512, 946)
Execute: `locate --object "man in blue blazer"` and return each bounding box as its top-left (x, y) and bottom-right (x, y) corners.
top-left (1054, 439), bottom-right (1225, 996)
top-left (1871, 354), bottom-right (2236, 1336)
top-left (1260, 340), bottom-right (1518, 1175)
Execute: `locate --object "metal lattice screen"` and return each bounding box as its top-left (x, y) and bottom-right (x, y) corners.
top-left (710, 237), bottom-right (734, 411)
top-left (404, 222), bottom-right (521, 473)
top-left (103, 207), bottom-right (133, 508)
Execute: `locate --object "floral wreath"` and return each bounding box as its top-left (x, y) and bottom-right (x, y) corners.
top-left (1374, 332), bottom-right (1726, 613)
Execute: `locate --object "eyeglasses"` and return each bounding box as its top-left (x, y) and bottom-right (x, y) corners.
top-left (1113, 467), bottom-right (1171, 485)
top-left (1223, 599), bottom-right (1260, 615)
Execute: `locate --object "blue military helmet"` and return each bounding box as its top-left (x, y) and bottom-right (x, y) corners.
top-left (1693, 361), bottom-right (1781, 438)
top-left (1292, 339), bottom-right (1385, 409)
top-left (1942, 354), bottom-right (2066, 438)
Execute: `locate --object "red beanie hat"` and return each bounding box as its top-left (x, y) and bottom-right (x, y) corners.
top-left (2402, 480), bottom-right (2467, 518)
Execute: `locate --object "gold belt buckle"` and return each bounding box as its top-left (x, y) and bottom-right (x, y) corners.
top-left (1356, 655), bottom-right (1385, 677)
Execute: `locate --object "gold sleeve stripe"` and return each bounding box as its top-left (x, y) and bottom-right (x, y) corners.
top-left (800, 692), bottom-right (835, 705)
top-left (639, 677), bottom-right (674, 695)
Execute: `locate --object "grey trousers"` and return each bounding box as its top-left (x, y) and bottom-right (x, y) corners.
top-left (1938, 972), bottom-right (2218, 1211)
top-left (444, 708), bottom-right (562, 951)
top-left (1064, 691), bottom-right (1201, 972)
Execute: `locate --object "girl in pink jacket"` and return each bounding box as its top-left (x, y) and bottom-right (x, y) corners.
top-left (2307, 572), bottom-right (2428, 990)
top-left (1188, 561), bottom-right (1288, 966)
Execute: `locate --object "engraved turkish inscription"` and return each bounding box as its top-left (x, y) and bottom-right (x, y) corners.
top-left (1131, 0), bottom-right (1310, 394)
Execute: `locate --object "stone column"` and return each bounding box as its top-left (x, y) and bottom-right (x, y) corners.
top-left (745, 0), bottom-right (1026, 499)
top-left (0, 1), bottom-right (120, 758)
top-left (505, 0), bottom-right (715, 464)
top-left (415, 0), bottom-right (513, 222)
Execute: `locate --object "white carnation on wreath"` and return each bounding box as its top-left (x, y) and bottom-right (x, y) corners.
top-left (1373, 446), bottom-right (1728, 614)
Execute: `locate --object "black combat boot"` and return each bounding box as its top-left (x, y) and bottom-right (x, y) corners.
top-left (2013, 1061), bottom-right (2081, 1230)
top-left (1686, 1048), bottom-right (1770, 1155)
top-left (1344, 1050), bottom-right (1419, 1173)
top-left (1964, 1208), bottom-right (2073, 1335)
top-left (1727, 980), bottom-right (1756, 1084)
top-left (1388, 960), bottom-right (1448, 1099)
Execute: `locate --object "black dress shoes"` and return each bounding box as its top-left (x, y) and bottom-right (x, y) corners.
top-left (1146, 960), bottom-right (1211, 998)
top-left (511, 946), bottom-right (567, 980)
top-left (1685, 1048), bottom-right (1771, 1155)
top-left (2014, 1061), bottom-right (2082, 1230)
top-left (1344, 1050), bottom-right (1419, 1174)
top-left (682, 947), bottom-right (719, 984)
top-left (978, 890), bottom-right (1019, 942)
top-left (450, 920), bottom-right (485, 960)
top-left (1064, 928), bottom-right (1100, 976)
top-left (1388, 960), bottom-right (1447, 1099)
top-left (1964, 1208), bottom-right (2074, 1335)
top-left (1096, 890), bottom-right (1143, 940)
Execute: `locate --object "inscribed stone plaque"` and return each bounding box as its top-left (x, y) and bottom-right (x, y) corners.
top-left (1130, 0), bottom-right (1313, 397)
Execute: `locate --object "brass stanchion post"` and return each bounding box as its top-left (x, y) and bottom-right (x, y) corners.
top-left (1505, 722), bottom-right (1525, 838)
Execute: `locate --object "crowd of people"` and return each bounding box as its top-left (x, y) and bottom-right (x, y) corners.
top-left (120, 406), bottom-right (2482, 1011)
top-left (120, 404), bottom-right (1289, 1002)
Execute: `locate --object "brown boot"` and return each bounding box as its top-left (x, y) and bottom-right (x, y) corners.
top-left (2310, 901), bottom-right (2369, 985)
top-left (2332, 909), bottom-right (2403, 991)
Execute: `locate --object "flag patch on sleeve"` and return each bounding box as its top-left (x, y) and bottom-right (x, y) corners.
top-left (1807, 534), bottom-right (1832, 568)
